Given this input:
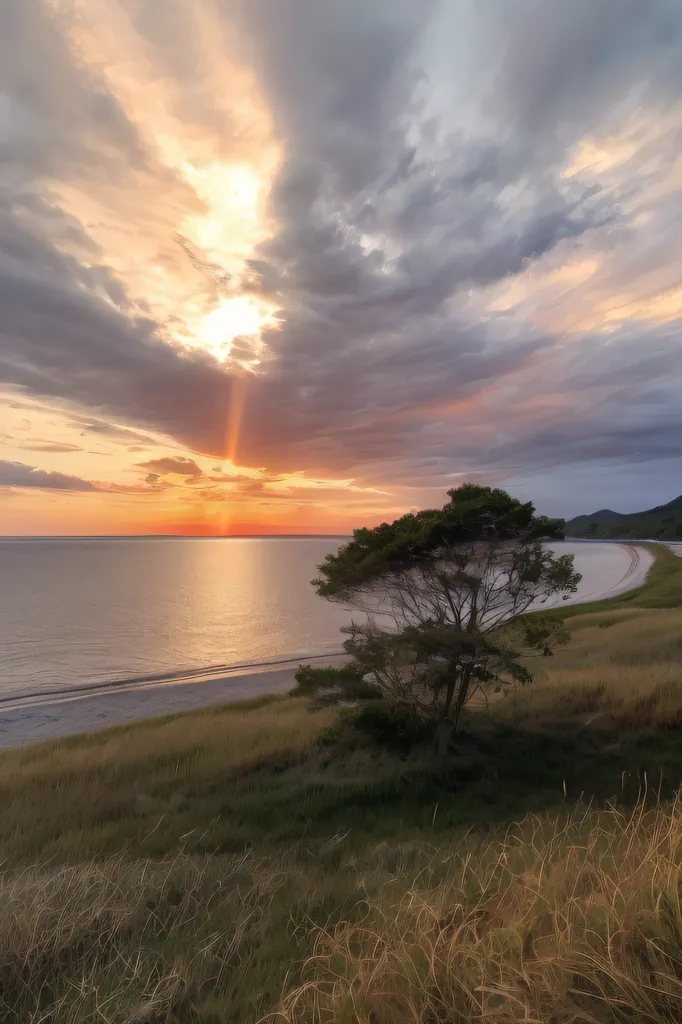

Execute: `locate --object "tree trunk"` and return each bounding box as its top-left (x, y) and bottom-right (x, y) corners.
top-left (442, 674), bottom-right (457, 717)
top-left (451, 667), bottom-right (472, 730)
top-left (435, 719), bottom-right (455, 756)
top-left (437, 669), bottom-right (461, 755)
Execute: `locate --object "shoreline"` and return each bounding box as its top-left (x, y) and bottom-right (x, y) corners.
top-left (0, 649), bottom-right (346, 710)
top-left (0, 656), bottom-right (348, 750)
top-left (0, 542), bottom-right (655, 751)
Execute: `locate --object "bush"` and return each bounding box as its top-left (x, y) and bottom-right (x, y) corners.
top-left (292, 663), bottom-right (382, 702)
top-left (347, 701), bottom-right (434, 753)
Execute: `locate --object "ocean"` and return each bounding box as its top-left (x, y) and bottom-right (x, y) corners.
top-left (0, 537), bottom-right (353, 698)
top-left (0, 537), bottom-right (645, 699)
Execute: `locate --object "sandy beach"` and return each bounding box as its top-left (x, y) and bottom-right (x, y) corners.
top-left (0, 655), bottom-right (349, 750)
top-left (0, 542), bottom-right (656, 750)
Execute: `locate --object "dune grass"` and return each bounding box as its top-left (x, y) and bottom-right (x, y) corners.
top-left (503, 605), bottom-right (682, 731)
top-left (0, 845), bottom-right (366, 1023)
top-left (275, 798), bottom-right (682, 1023)
top-left (5, 798), bottom-right (682, 1023)
top-left (0, 695), bottom-right (337, 863)
top-left (1, 544), bottom-right (682, 1020)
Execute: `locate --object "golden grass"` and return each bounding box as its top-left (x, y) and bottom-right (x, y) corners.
top-left (4, 799), bottom-right (682, 1023)
top-left (0, 848), bottom-right (308, 1023)
top-left (501, 606), bottom-right (682, 730)
top-left (274, 798), bottom-right (682, 1023)
top-left (2, 556), bottom-right (682, 1020)
top-left (5, 695), bottom-right (327, 780)
top-left (0, 697), bottom-right (335, 864)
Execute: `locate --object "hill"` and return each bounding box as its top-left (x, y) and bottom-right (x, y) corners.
top-left (1, 547), bottom-right (682, 1021)
top-left (566, 493), bottom-right (682, 540)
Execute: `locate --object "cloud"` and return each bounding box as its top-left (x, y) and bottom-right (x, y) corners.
top-left (0, 460), bottom-right (96, 491)
top-left (138, 456), bottom-right (203, 478)
top-left (76, 421), bottom-right (157, 444)
top-left (1, 0), bottom-right (682, 514)
top-left (16, 442), bottom-right (83, 453)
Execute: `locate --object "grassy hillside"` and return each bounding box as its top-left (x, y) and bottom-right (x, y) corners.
top-left (566, 493), bottom-right (682, 539)
top-left (1, 546), bottom-right (682, 1021)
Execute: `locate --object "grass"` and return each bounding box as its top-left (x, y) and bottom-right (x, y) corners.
top-left (1, 543), bottom-right (682, 1020)
top-left (503, 605), bottom-right (682, 730)
top-left (0, 695), bottom-right (339, 863)
top-left (276, 799), bottom-right (682, 1023)
top-left (6, 799), bottom-right (682, 1023)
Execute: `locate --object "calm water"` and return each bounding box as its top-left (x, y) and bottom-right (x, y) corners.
top-left (0, 537), bottom-right (644, 699)
top-left (0, 538), bottom-right (354, 698)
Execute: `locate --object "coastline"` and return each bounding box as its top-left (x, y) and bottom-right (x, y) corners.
top-left (0, 655), bottom-right (348, 750)
top-left (0, 542), bottom-right (655, 751)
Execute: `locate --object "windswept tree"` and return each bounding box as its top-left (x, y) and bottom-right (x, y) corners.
top-left (306, 484), bottom-right (581, 749)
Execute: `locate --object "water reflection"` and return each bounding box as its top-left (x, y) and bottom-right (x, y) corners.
top-left (0, 538), bottom-right (648, 698)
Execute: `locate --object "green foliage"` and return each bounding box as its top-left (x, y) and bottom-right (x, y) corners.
top-left (345, 701), bottom-right (434, 753)
top-left (308, 485), bottom-right (580, 739)
top-left (292, 663), bottom-right (381, 703)
top-left (509, 614), bottom-right (572, 656)
top-left (314, 483), bottom-right (567, 599)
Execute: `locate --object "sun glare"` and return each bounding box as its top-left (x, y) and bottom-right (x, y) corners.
top-left (200, 296), bottom-right (279, 361)
top-left (46, 0), bottom-right (282, 370)
top-left (180, 161), bottom-right (266, 270)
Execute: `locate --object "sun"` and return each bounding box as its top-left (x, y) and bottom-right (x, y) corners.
top-left (200, 296), bottom-right (279, 362)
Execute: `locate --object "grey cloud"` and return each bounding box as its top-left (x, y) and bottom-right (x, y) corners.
top-left (77, 421), bottom-right (157, 444)
top-left (403, 319), bottom-right (682, 483)
top-left (0, 460), bottom-right (96, 491)
top-left (0, 197), bottom-right (236, 453)
top-left (1, 0), bottom-right (682, 509)
top-left (488, 0), bottom-right (682, 142)
top-left (0, 0), bottom-right (148, 183)
top-left (139, 456), bottom-right (203, 477)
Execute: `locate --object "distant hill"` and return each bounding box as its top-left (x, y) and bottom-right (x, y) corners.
top-left (565, 495), bottom-right (682, 540)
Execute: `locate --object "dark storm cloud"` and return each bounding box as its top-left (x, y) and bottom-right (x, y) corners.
top-left (1, 0), bottom-right (682, 500)
top-left (229, 0), bottom-right (682, 479)
top-left (403, 319), bottom-right (682, 481)
top-left (0, 0), bottom-right (148, 182)
top-left (0, 460), bottom-right (96, 491)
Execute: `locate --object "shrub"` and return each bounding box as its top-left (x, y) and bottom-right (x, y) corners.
top-left (347, 700), bottom-right (434, 753)
top-left (292, 663), bottom-right (382, 702)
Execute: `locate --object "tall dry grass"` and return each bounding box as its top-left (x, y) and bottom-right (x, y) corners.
top-left (274, 798), bottom-right (682, 1023)
top-left (502, 606), bottom-right (682, 730)
top-left (0, 849), bottom-right (293, 1022)
top-left (5, 798), bottom-right (682, 1023)
top-left (0, 696), bottom-right (335, 862)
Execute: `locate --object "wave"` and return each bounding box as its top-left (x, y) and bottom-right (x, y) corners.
top-left (0, 648), bottom-right (346, 708)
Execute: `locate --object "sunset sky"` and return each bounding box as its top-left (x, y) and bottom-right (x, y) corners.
top-left (2, 0), bottom-right (682, 535)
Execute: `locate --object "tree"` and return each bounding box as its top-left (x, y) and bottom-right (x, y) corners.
top-left (308, 484), bottom-right (581, 750)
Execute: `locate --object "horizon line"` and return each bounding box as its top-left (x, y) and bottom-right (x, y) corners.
top-left (0, 533), bottom-right (353, 540)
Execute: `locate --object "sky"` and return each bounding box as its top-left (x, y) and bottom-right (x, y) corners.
top-left (1, 0), bottom-right (682, 535)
